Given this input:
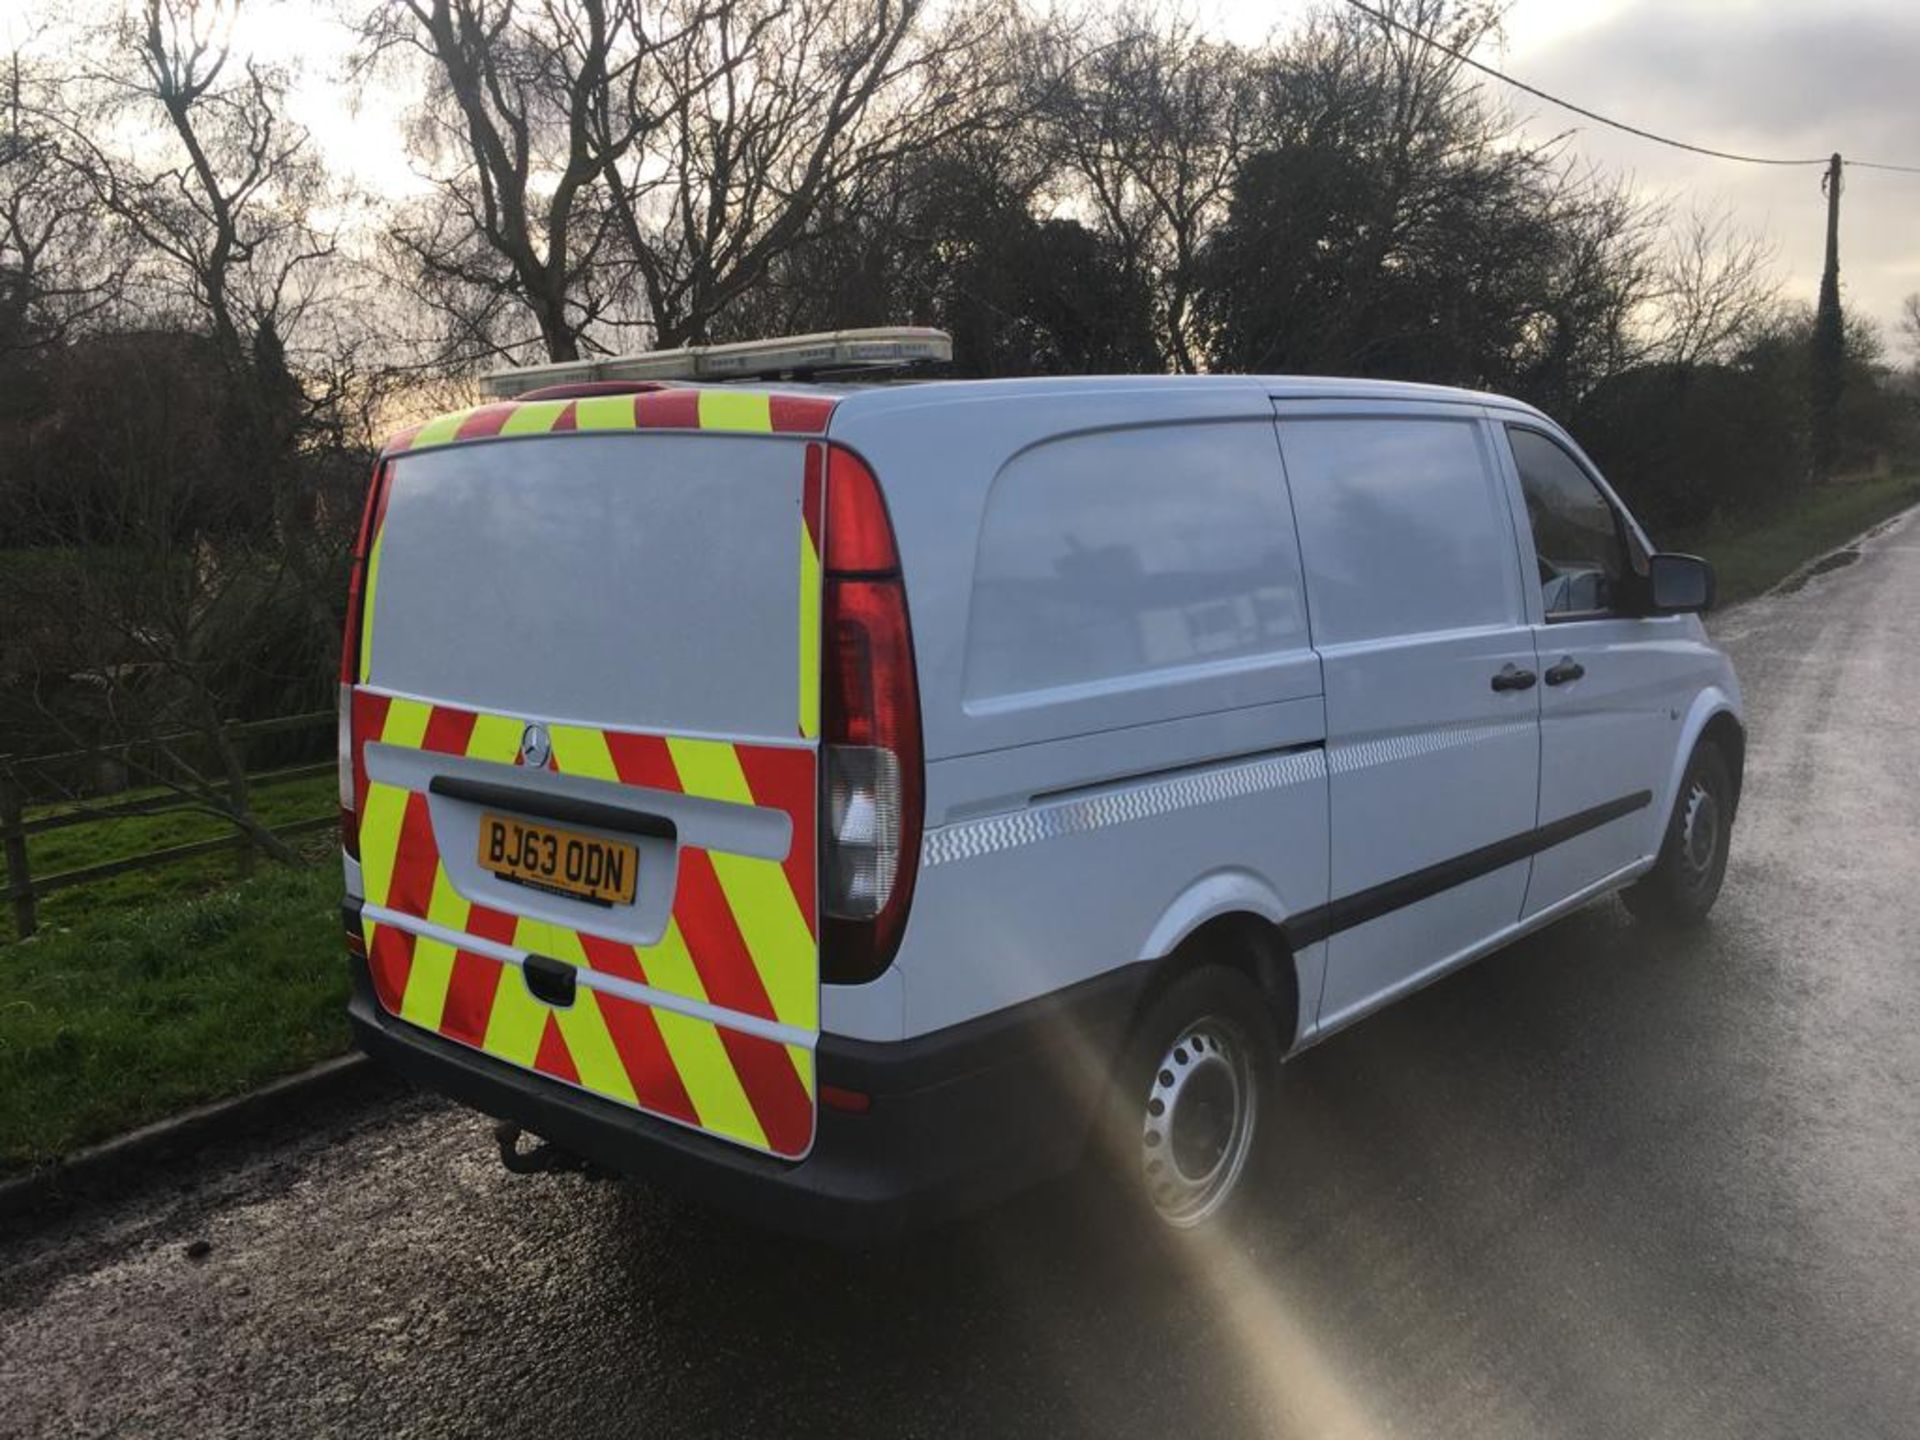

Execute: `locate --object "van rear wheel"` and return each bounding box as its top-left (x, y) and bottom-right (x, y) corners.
top-left (1624, 742), bottom-right (1734, 927)
top-left (1111, 966), bottom-right (1278, 1229)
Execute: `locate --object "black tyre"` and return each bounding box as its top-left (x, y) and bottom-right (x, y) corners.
top-left (1623, 742), bottom-right (1734, 927)
top-left (1103, 964), bottom-right (1281, 1229)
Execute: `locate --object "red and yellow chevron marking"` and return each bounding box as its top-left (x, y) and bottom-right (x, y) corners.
top-left (355, 466), bottom-right (395, 686)
top-left (353, 691), bottom-right (819, 1158)
top-left (381, 388), bottom-right (837, 457)
top-left (798, 443), bottom-right (824, 739)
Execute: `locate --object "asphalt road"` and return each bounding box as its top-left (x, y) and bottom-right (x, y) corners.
top-left (5, 508), bottom-right (1919, 1440)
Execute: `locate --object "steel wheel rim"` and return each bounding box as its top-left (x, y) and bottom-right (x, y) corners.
top-left (1681, 778), bottom-right (1721, 886)
top-left (1140, 1019), bottom-right (1257, 1227)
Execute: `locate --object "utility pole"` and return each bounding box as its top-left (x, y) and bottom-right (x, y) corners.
top-left (1811, 152), bottom-right (1845, 480)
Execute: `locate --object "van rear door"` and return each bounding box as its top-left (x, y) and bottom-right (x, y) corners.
top-left (346, 401), bottom-right (824, 1158)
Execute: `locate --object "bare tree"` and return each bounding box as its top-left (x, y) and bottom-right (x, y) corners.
top-left (603, 0), bottom-right (1006, 347)
top-left (1651, 204), bottom-right (1780, 369)
top-left (371, 0), bottom-right (1007, 359)
top-left (1512, 167), bottom-right (1663, 409)
top-left (0, 3), bottom-right (378, 857)
top-left (0, 49), bottom-right (127, 360)
top-left (1198, 0), bottom-right (1619, 396)
top-left (1035, 8), bottom-right (1258, 372)
top-left (365, 0), bottom-right (678, 364)
top-left (64, 0), bottom-right (337, 369)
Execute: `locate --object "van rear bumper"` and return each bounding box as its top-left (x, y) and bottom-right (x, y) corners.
top-left (347, 956), bottom-right (1148, 1246)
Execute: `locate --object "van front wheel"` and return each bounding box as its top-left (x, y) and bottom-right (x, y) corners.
top-left (1114, 966), bottom-right (1278, 1229)
top-left (1624, 742), bottom-right (1734, 927)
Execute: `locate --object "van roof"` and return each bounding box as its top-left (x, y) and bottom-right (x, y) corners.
top-left (381, 374), bottom-right (1547, 457)
top-left (822, 373), bottom-right (1547, 416)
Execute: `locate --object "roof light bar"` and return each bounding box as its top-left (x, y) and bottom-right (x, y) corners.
top-left (481, 327), bottom-right (952, 398)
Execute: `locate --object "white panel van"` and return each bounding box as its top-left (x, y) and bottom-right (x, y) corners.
top-left (341, 358), bottom-right (1742, 1239)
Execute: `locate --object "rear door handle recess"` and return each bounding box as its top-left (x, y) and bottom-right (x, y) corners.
top-left (1491, 664), bottom-right (1537, 692)
top-left (1545, 658), bottom-right (1586, 686)
top-left (427, 775), bottom-right (676, 841)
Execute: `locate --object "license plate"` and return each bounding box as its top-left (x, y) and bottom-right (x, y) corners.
top-left (478, 812), bottom-right (638, 906)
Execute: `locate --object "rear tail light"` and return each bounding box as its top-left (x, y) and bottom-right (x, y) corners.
top-left (825, 743), bottom-right (902, 915)
top-left (820, 445), bottom-right (923, 984)
top-left (339, 460), bottom-right (391, 860)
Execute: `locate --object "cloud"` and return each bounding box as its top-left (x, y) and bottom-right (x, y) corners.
top-left (1520, 1), bottom-right (1920, 161)
top-left (1508, 0), bottom-right (1920, 337)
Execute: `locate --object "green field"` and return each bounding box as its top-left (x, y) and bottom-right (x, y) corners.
top-left (1672, 472), bottom-right (1920, 606)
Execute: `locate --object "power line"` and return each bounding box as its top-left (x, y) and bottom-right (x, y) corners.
top-left (1340, 0), bottom-right (1920, 176)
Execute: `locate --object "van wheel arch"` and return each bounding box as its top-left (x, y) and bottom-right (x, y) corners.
top-left (1697, 711), bottom-right (1746, 817)
top-left (1127, 912), bottom-right (1301, 1063)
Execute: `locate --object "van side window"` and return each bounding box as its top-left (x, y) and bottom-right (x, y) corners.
top-left (1277, 417), bottom-right (1519, 645)
top-left (963, 422), bottom-right (1310, 701)
top-left (1506, 427), bottom-right (1630, 620)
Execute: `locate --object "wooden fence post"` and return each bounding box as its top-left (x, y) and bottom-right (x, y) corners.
top-left (0, 759), bottom-right (36, 940)
top-left (220, 721), bottom-right (256, 877)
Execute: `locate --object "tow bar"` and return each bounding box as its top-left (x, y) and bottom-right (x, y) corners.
top-left (493, 1121), bottom-right (608, 1179)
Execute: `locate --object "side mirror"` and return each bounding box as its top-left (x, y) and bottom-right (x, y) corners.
top-left (1647, 552), bottom-right (1714, 615)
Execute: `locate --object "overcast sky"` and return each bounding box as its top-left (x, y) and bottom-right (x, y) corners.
top-left (7, 0), bottom-right (1916, 348)
top-left (1212, 0), bottom-right (1920, 347)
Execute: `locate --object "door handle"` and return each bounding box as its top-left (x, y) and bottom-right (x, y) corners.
top-left (1490, 664), bottom-right (1537, 692)
top-left (1545, 657), bottom-right (1586, 686)
top-left (521, 954), bottom-right (577, 1009)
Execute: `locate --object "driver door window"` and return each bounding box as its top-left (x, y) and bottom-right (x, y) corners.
top-left (1507, 427), bottom-right (1629, 619)
top-left (1505, 423), bottom-right (1672, 921)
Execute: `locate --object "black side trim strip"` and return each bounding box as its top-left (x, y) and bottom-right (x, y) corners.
top-left (427, 776), bottom-right (677, 841)
top-left (1284, 790), bottom-right (1650, 949)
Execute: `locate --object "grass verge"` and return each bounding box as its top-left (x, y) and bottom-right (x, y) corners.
top-left (1672, 472), bottom-right (1920, 606)
top-left (17, 773), bottom-right (336, 933)
top-left (0, 861), bottom-right (346, 1173)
